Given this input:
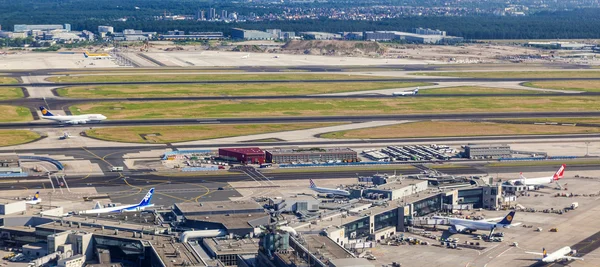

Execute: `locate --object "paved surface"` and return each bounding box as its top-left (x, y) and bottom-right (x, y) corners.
top-left (176, 120), bottom-right (411, 145)
top-left (4, 112), bottom-right (600, 130)
top-left (318, 81), bottom-right (584, 96)
top-left (5, 77), bottom-right (600, 88)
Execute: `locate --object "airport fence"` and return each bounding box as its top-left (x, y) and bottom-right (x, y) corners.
top-left (181, 167), bottom-right (219, 172)
top-left (278, 161), bottom-right (391, 168)
top-left (0, 172), bottom-right (29, 178)
top-left (19, 156), bottom-right (64, 170)
top-left (498, 156), bottom-right (578, 162)
top-left (162, 150), bottom-right (213, 160)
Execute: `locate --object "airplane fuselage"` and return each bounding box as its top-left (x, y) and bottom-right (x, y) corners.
top-left (79, 204), bottom-right (154, 214)
top-left (511, 176), bottom-right (554, 186)
top-left (311, 187), bottom-right (350, 197)
top-left (41, 114), bottom-right (106, 124)
top-left (543, 246), bottom-right (574, 262)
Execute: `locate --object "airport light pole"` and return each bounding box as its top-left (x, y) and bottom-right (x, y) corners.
top-left (585, 142), bottom-right (591, 157)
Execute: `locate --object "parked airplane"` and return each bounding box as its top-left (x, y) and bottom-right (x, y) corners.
top-left (25, 192), bottom-right (41, 205)
top-left (526, 247), bottom-right (584, 263)
top-left (433, 211), bottom-right (519, 235)
top-left (39, 106), bottom-right (107, 125)
top-left (509, 164), bottom-right (566, 186)
top-left (241, 53), bottom-right (250, 59)
top-left (83, 51), bottom-right (111, 59)
top-left (392, 88), bottom-right (419, 96)
top-left (78, 188), bottom-right (155, 214)
top-left (309, 179), bottom-right (350, 197)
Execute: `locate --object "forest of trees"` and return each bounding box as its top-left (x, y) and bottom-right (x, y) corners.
top-left (1, 0), bottom-right (600, 39)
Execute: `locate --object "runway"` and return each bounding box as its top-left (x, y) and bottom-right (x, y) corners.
top-left (4, 77), bottom-right (600, 88)
top-left (4, 112), bottom-right (600, 130)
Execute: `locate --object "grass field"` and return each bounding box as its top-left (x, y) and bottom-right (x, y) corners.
top-left (412, 71), bottom-right (600, 78)
top-left (0, 77), bottom-right (18, 84)
top-left (523, 81), bottom-right (600, 92)
top-left (85, 123), bottom-right (342, 143)
top-left (70, 96), bottom-right (600, 120)
top-left (57, 82), bottom-right (431, 98)
top-left (0, 106), bottom-right (32, 122)
top-left (418, 86), bottom-right (538, 95)
top-left (47, 73), bottom-right (395, 83)
top-left (0, 88), bottom-right (24, 100)
top-left (320, 121), bottom-right (600, 139)
top-left (0, 130), bottom-right (40, 146)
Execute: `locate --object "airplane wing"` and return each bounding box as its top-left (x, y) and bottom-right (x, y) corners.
top-left (525, 252), bottom-right (544, 256)
top-left (502, 222), bottom-right (522, 228)
top-left (454, 224), bottom-right (468, 232)
top-left (483, 217), bottom-right (504, 222)
top-left (563, 256), bottom-right (584, 261)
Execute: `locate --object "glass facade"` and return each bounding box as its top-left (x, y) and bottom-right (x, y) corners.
top-left (344, 217), bottom-right (370, 239)
top-left (458, 188), bottom-right (484, 208)
top-left (413, 195), bottom-right (442, 217)
top-left (374, 209), bottom-right (398, 232)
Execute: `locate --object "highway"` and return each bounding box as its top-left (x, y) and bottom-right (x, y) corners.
top-left (5, 77), bottom-right (600, 88)
top-left (5, 112), bottom-right (600, 130)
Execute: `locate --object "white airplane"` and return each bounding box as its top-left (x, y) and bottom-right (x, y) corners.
top-left (25, 192), bottom-right (41, 205)
top-left (526, 246), bottom-right (584, 263)
top-left (509, 164), bottom-right (566, 186)
top-left (392, 87), bottom-right (419, 96)
top-left (241, 53), bottom-right (249, 59)
top-left (39, 106), bottom-right (107, 125)
top-left (433, 211), bottom-right (519, 234)
top-left (309, 179), bottom-right (350, 197)
top-left (78, 188), bottom-right (155, 214)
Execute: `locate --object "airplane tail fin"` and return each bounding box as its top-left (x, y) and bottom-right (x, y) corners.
top-left (309, 179), bottom-right (316, 188)
top-left (519, 172), bottom-right (526, 180)
top-left (498, 210), bottom-right (515, 225)
top-left (33, 192), bottom-right (39, 201)
top-left (93, 201), bottom-right (102, 210)
top-left (138, 188), bottom-right (154, 206)
top-left (543, 248), bottom-right (547, 258)
top-left (39, 106), bottom-right (54, 116)
top-left (83, 51), bottom-right (89, 58)
top-left (553, 164), bottom-right (566, 181)
top-left (414, 87), bottom-right (419, 94)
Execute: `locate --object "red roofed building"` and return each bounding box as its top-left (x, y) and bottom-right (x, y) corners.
top-left (218, 147), bottom-right (265, 164)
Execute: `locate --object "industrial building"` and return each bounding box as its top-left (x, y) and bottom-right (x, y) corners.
top-left (270, 195), bottom-right (320, 213)
top-left (0, 155), bottom-right (22, 174)
top-left (299, 31), bottom-right (342, 40)
top-left (203, 238), bottom-right (260, 266)
top-left (0, 200), bottom-right (26, 215)
top-left (160, 31), bottom-right (224, 40)
top-left (231, 28), bottom-right (276, 40)
top-left (172, 201), bottom-right (270, 236)
top-left (265, 147), bottom-right (357, 164)
top-left (14, 24), bottom-right (71, 32)
top-left (363, 28), bottom-right (463, 44)
top-left (465, 144), bottom-right (511, 159)
top-left (219, 147), bottom-right (266, 164)
top-left (359, 180), bottom-right (429, 201)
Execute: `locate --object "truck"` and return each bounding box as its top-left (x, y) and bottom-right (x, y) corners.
top-left (570, 202), bottom-right (579, 210)
top-left (110, 166), bottom-right (124, 172)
